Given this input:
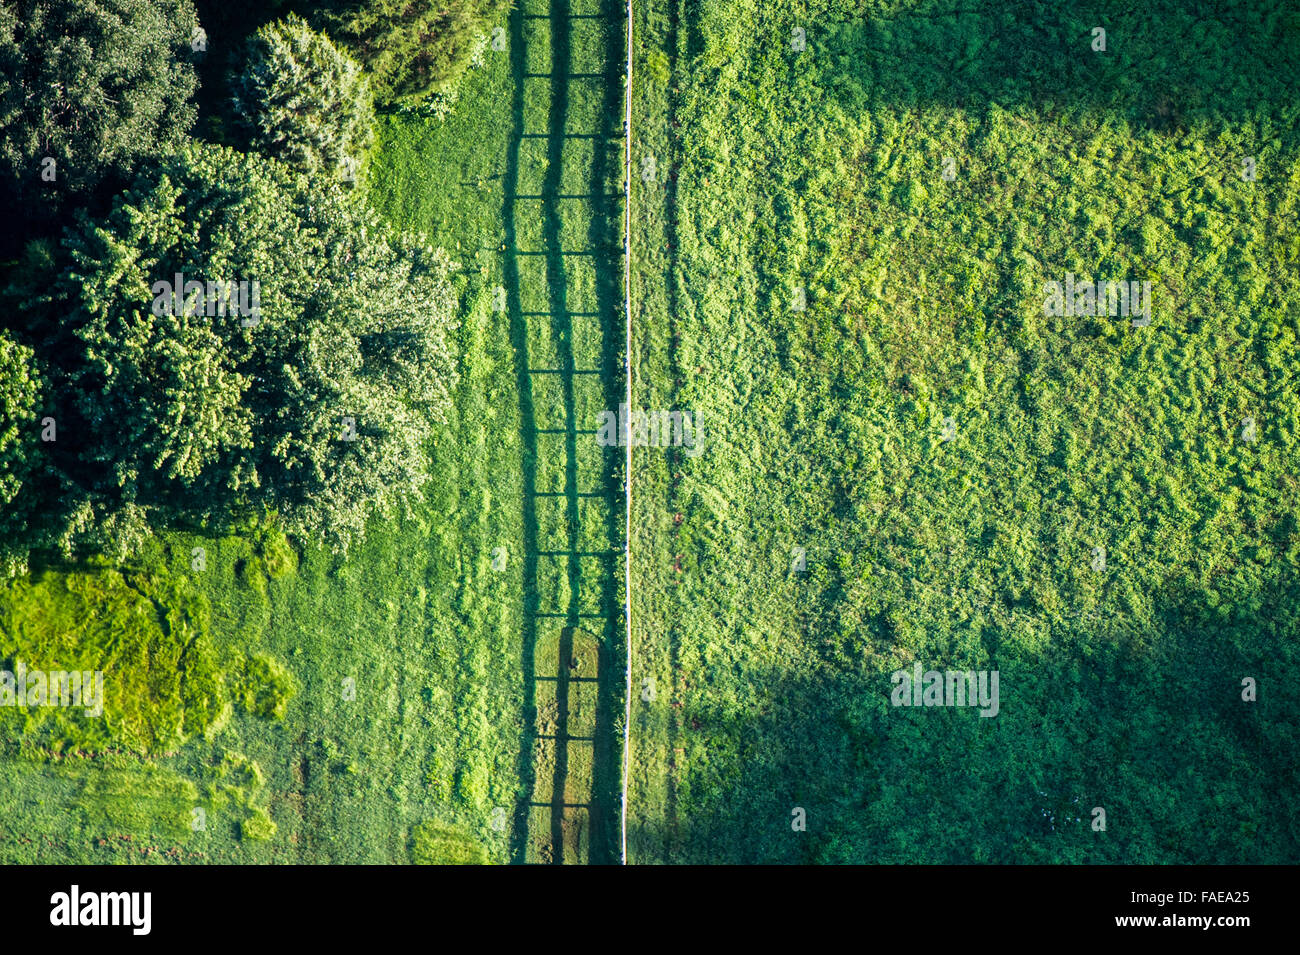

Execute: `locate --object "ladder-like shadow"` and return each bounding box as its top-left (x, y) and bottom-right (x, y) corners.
top-left (504, 0), bottom-right (626, 865)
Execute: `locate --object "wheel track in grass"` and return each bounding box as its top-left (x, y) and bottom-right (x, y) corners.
top-left (625, 0), bottom-right (687, 866)
top-left (502, 0), bottom-right (629, 865)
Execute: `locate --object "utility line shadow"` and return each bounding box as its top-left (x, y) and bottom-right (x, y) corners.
top-left (506, 0), bottom-right (626, 864)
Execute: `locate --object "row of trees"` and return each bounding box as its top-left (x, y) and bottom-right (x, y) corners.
top-left (1, 0), bottom-right (499, 226)
top-left (0, 0), bottom-right (499, 572)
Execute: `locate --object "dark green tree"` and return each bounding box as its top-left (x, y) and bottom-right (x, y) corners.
top-left (29, 144), bottom-right (459, 556)
top-left (0, 0), bottom-right (199, 226)
top-left (229, 14), bottom-right (375, 186)
top-left (314, 0), bottom-right (509, 103)
top-left (0, 331), bottom-right (45, 576)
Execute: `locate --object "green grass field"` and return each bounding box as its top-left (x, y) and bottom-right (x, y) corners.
top-left (628, 0), bottom-right (1300, 863)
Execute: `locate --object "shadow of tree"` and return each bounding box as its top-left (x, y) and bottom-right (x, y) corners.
top-left (809, 0), bottom-right (1299, 130)
top-left (634, 574), bottom-right (1300, 863)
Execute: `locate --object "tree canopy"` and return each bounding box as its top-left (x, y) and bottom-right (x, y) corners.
top-left (0, 0), bottom-right (199, 225)
top-left (20, 144), bottom-right (460, 557)
top-left (314, 0), bottom-right (509, 103)
top-left (229, 14), bottom-right (375, 186)
top-left (0, 332), bottom-right (44, 576)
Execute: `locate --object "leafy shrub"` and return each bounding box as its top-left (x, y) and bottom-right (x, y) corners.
top-left (410, 821), bottom-right (488, 864)
top-left (230, 14), bottom-right (375, 186)
top-left (397, 86), bottom-right (462, 122)
top-left (240, 807), bottom-right (277, 841)
top-left (0, 332), bottom-right (43, 577)
top-left (230, 652), bottom-right (295, 720)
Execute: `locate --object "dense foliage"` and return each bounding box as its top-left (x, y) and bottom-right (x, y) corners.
top-left (0, 0), bottom-right (199, 226)
top-left (13, 144), bottom-right (460, 557)
top-left (314, 0), bottom-right (510, 103)
top-left (229, 14), bottom-right (375, 186)
top-left (0, 568), bottom-right (296, 755)
top-left (0, 333), bottom-right (43, 576)
top-left (0, 0), bottom-right (523, 865)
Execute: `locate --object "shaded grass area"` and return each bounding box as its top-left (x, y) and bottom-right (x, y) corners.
top-left (629, 0), bottom-right (1300, 863)
top-left (0, 43), bottom-right (530, 863)
top-left (1, 759), bottom-right (202, 863)
top-left (504, 0), bottom-right (627, 865)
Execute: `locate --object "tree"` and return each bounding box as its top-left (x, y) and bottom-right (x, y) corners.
top-left (314, 0), bottom-right (509, 103)
top-left (0, 0), bottom-right (199, 228)
top-left (229, 14), bottom-right (375, 186)
top-left (0, 332), bottom-right (44, 575)
top-left (37, 143), bottom-right (459, 554)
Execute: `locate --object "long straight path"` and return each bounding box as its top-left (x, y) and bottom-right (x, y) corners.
top-left (502, 0), bottom-right (629, 865)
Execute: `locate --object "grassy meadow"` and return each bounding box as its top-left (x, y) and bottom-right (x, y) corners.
top-left (628, 0), bottom-right (1300, 863)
